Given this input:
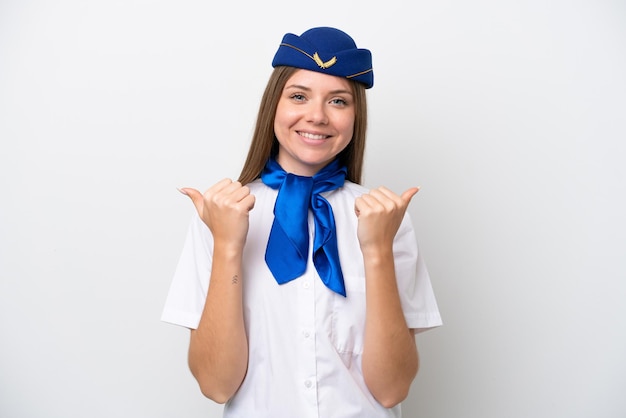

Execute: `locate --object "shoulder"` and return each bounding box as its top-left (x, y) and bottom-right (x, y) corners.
top-left (246, 179), bottom-right (276, 196)
top-left (327, 181), bottom-right (369, 199)
top-left (341, 181), bottom-right (370, 196)
top-left (246, 178), bottom-right (266, 191)
top-left (246, 180), bottom-right (278, 214)
top-left (322, 181), bottom-right (368, 207)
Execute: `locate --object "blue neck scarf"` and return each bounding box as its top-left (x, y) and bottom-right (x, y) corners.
top-left (261, 158), bottom-right (348, 296)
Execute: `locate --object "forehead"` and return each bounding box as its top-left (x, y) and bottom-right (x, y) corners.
top-left (284, 69), bottom-right (353, 93)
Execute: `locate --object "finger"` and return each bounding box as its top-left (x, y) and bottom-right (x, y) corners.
top-left (209, 178), bottom-right (236, 194)
top-left (375, 185), bottom-right (417, 202)
top-left (241, 194), bottom-right (256, 212)
top-left (228, 183), bottom-right (252, 203)
top-left (356, 193), bottom-right (377, 210)
top-left (400, 187), bottom-right (420, 205)
top-left (354, 196), bottom-right (368, 217)
top-left (366, 188), bottom-right (398, 212)
top-left (368, 187), bottom-right (395, 205)
top-left (177, 187), bottom-right (204, 213)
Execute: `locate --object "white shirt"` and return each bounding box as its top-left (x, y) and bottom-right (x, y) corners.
top-left (162, 180), bottom-right (442, 418)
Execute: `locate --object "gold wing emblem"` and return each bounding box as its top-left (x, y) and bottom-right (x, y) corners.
top-left (313, 52), bottom-right (337, 69)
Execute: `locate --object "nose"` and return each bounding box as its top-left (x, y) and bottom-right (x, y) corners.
top-left (306, 101), bottom-right (329, 125)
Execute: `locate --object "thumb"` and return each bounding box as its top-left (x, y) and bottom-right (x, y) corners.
top-left (401, 186), bottom-right (420, 205)
top-left (177, 187), bottom-right (204, 214)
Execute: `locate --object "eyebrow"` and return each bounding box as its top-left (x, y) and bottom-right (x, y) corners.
top-left (284, 84), bottom-right (353, 96)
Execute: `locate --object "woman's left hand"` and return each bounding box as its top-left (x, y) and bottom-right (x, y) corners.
top-left (354, 186), bottom-right (419, 253)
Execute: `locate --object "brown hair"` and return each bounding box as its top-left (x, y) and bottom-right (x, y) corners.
top-left (237, 66), bottom-right (368, 185)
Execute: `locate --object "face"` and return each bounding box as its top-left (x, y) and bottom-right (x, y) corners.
top-left (274, 69), bottom-right (355, 176)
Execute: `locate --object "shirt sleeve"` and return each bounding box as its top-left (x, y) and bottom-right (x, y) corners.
top-left (394, 214), bottom-right (443, 333)
top-left (161, 213), bottom-right (213, 329)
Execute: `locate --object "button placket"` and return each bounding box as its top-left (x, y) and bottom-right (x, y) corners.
top-left (294, 215), bottom-right (319, 413)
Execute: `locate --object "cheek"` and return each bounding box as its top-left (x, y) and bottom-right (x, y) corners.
top-left (274, 106), bottom-right (296, 137)
top-left (338, 116), bottom-right (355, 141)
top-left (335, 124), bottom-right (354, 153)
top-left (273, 112), bottom-right (288, 140)
top-left (346, 123), bottom-right (355, 139)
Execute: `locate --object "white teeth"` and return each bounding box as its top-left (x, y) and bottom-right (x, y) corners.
top-left (300, 132), bottom-right (327, 140)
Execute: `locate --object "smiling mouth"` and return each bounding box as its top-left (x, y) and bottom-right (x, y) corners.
top-left (299, 131), bottom-right (330, 140)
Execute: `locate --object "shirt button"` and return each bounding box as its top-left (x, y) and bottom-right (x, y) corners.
top-left (303, 281), bottom-right (310, 289)
top-left (303, 330), bottom-right (311, 338)
top-left (304, 380), bottom-right (312, 388)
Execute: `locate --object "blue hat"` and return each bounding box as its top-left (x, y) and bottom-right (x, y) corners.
top-left (272, 27), bottom-right (374, 89)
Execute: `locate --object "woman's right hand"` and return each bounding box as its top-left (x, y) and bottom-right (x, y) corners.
top-left (179, 179), bottom-right (256, 250)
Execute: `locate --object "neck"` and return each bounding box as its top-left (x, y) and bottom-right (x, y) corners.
top-left (275, 157), bottom-right (339, 178)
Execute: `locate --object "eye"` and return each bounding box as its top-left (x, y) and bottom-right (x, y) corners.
top-left (330, 97), bottom-right (348, 106)
top-left (290, 93), bottom-right (306, 102)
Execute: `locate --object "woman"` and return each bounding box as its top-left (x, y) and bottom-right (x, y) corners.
top-left (162, 26), bottom-right (441, 417)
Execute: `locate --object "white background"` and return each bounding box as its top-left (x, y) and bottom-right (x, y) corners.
top-left (1, 1), bottom-right (625, 417)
